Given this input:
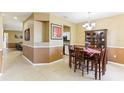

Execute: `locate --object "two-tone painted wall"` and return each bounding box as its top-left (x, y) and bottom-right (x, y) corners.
top-left (76, 14), bottom-right (124, 64)
top-left (23, 13), bottom-right (77, 64)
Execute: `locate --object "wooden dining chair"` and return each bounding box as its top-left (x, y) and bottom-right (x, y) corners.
top-left (94, 48), bottom-right (106, 80)
top-left (84, 47), bottom-right (106, 80)
top-left (68, 45), bottom-right (75, 68)
top-left (74, 47), bottom-right (86, 76)
top-left (85, 45), bottom-right (100, 73)
top-left (85, 47), bottom-right (101, 72)
top-left (101, 48), bottom-right (107, 75)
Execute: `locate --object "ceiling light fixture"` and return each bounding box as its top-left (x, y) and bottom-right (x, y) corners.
top-left (82, 12), bottom-right (96, 30)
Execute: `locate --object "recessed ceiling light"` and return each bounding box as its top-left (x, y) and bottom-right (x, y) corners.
top-left (13, 16), bottom-right (18, 20)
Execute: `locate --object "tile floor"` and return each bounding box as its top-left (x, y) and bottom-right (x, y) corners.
top-left (0, 49), bottom-right (124, 81)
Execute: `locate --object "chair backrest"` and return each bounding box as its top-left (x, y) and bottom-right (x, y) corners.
top-left (68, 45), bottom-right (75, 50)
top-left (68, 45), bottom-right (75, 56)
top-left (74, 47), bottom-right (84, 59)
top-left (75, 45), bottom-right (84, 48)
top-left (68, 45), bottom-right (85, 57)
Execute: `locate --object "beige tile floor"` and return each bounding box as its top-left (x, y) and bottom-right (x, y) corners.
top-left (0, 49), bottom-right (124, 81)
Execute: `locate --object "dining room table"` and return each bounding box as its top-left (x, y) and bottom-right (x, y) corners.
top-left (69, 45), bottom-right (101, 70)
top-left (73, 46), bottom-right (106, 80)
top-left (75, 46), bottom-right (101, 57)
top-left (83, 47), bottom-right (101, 57)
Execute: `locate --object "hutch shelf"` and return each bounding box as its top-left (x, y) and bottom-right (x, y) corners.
top-left (85, 29), bottom-right (107, 48)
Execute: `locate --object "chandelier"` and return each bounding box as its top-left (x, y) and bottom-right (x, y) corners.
top-left (82, 12), bottom-right (96, 30)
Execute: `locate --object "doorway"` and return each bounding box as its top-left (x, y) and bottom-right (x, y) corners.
top-left (63, 25), bottom-right (71, 55)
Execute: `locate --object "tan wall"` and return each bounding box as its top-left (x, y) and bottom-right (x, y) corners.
top-left (77, 14), bottom-right (124, 47)
top-left (7, 43), bottom-right (16, 48)
top-left (23, 13), bottom-right (50, 45)
top-left (64, 25), bottom-right (71, 32)
top-left (33, 21), bottom-right (49, 43)
top-left (34, 13), bottom-right (49, 21)
top-left (34, 13), bottom-right (49, 42)
top-left (42, 21), bottom-right (49, 42)
top-left (50, 14), bottom-right (77, 45)
top-left (76, 23), bottom-right (85, 45)
top-left (23, 45), bottom-right (33, 62)
top-left (76, 14), bottom-right (124, 64)
top-left (49, 47), bottom-right (63, 62)
top-left (4, 30), bottom-right (23, 43)
top-left (33, 47), bottom-right (49, 63)
top-left (23, 45), bottom-right (63, 63)
top-left (4, 30), bottom-right (23, 48)
top-left (23, 13), bottom-right (77, 64)
top-left (107, 47), bottom-right (124, 64)
top-left (23, 14), bottom-right (34, 45)
top-left (92, 14), bottom-right (124, 64)
top-left (94, 14), bottom-right (124, 47)
top-left (33, 47), bottom-right (63, 63)
top-left (24, 13), bottom-right (77, 45)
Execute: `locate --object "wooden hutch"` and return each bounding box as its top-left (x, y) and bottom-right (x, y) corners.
top-left (85, 29), bottom-right (107, 48)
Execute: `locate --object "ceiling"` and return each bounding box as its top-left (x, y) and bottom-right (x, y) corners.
top-left (52, 12), bottom-right (124, 23)
top-left (1, 12), bottom-right (123, 31)
top-left (1, 12), bottom-right (32, 31)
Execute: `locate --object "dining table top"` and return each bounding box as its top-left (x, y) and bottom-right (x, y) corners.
top-left (84, 48), bottom-right (100, 54)
top-left (75, 46), bottom-right (101, 57)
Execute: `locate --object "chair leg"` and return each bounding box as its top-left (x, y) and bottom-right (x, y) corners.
top-left (99, 62), bottom-right (101, 80)
top-left (84, 60), bottom-right (86, 65)
top-left (74, 59), bottom-right (77, 72)
top-left (102, 61), bottom-right (105, 75)
top-left (69, 56), bottom-right (72, 68)
top-left (78, 61), bottom-right (80, 69)
top-left (91, 61), bottom-right (94, 70)
top-left (82, 62), bottom-right (84, 76)
top-left (95, 61), bottom-right (97, 80)
top-left (87, 60), bottom-right (89, 74)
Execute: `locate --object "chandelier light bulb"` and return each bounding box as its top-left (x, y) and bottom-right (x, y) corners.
top-left (82, 12), bottom-right (96, 30)
top-left (82, 22), bottom-right (96, 30)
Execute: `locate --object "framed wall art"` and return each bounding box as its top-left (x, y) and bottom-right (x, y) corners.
top-left (24, 28), bottom-right (30, 41)
top-left (51, 23), bottom-right (62, 40)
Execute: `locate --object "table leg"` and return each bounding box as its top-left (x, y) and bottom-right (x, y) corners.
top-left (99, 62), bottom-right (101, 80)
top-left (69, 56), bottom-right (72, 68)
top-left (95, 61), bottom-right (97, 80)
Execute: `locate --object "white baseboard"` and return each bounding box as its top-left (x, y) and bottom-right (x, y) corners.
top-left (108, 61), bottom-right (124, 67)
top-left (22, 55), bottom-right (63, 66)
top-left (6, 48), bottom-right (16, 50)
top-left (22, 55), bottom-right (34, 65)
